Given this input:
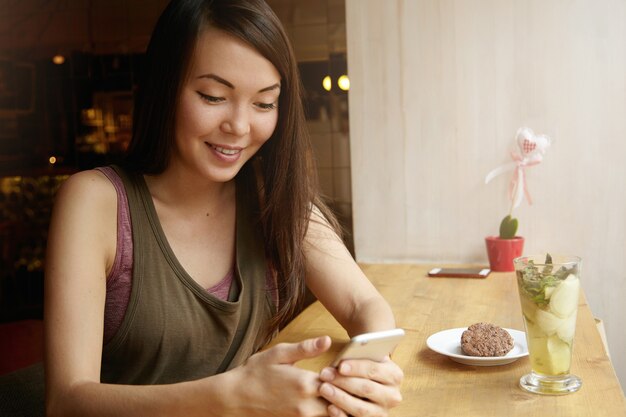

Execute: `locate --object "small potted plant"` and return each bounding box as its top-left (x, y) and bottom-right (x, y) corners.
top-left (485, 127), bottom-right (551, 272)
top-left (485, 214), bottom-right (524, 272)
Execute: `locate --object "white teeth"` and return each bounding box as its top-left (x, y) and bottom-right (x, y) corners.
top-left (211, 144), bottom-right (241, 155)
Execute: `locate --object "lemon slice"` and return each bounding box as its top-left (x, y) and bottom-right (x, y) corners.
top-left (549, 274), bottom-right (580, 318)
top-left (556, 314), bottom-right (577, 343)
top-left (535, 308), bottom-right (563, 336)
top-left (547, 335), bottom-right (572, 375)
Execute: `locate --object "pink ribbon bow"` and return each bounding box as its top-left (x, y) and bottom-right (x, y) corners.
top-left (485, 127), bottom-right (551, 210)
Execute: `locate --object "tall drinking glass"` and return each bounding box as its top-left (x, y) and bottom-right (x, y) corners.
top-left (514, 254), bottom-right (582, 395)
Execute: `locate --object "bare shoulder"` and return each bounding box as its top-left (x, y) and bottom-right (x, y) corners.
top-left (52, 168), bottom-right (120, 220)
top-left (49, 169), bottom-right (118, 269)
top-left (56, 169), bottom-right (116, 202)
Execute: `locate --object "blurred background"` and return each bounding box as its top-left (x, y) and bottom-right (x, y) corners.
top-left (0, 0), bottom-right (352, 325)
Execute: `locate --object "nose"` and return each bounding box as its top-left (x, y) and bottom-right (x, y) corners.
top-left (220, 105), bottom-right (250, 136)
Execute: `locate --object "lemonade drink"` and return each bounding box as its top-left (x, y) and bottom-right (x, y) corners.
top-left (514, 255), bottom-right (582, 395)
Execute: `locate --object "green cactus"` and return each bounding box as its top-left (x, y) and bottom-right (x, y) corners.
top-left (499, 215), bottom-right (518, 239)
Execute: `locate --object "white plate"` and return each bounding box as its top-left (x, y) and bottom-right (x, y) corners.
top-left (426, 327), bottom-right (528, 366)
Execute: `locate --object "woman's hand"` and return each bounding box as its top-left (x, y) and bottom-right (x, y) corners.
top-left (318, 357), bottom-right (403, 417)
top-left (227, 336), bottom-right (333, 417)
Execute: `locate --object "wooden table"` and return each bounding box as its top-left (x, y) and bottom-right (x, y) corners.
top-left (272, 264), bottom-right (626, 417)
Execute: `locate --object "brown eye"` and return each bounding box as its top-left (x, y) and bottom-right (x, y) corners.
top-left (256, 102), bottom-right (277, 110)
top-left (197, 92), bottom-right (224, 103)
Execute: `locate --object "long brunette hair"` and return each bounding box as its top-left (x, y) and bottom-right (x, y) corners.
top-left (124, 0), bottom-right (341, 336)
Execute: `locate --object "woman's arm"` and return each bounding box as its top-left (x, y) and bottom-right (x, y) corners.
top-left (44, 171), bottom-right (332, 417)
top-left (303, 207), bottom-right (403, 417)
top-left (44, 170), bottom-right (117, 415)
top-left (303, 207), bottom-right (395, 335)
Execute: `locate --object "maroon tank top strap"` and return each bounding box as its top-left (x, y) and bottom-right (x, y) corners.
top-left (95, 166), bottom-right (133, 344)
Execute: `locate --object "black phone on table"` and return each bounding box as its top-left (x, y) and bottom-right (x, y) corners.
top-left (428, 267), bottom-right (491, 278)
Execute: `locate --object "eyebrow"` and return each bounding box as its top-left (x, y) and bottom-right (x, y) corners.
top-left (198, 73), bottom-right (280, 93)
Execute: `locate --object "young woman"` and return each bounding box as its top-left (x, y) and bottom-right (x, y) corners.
top-left (44, 1), bottom-right (403, 416)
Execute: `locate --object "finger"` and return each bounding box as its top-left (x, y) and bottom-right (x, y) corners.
top-left (321, 367), bottom-right (401, 408)
top-left (321, 370), bottom-right (402, 409)
top-left (327, 403), bottom-right (349, 417)
top-left (264, 336), bottom-right (332, 365)
top-left (337, 357), bottom-right (404, 386)
top-left (320, 382), bottom-right (384, 417)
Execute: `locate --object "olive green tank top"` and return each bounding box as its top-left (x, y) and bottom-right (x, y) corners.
top-left (100, 166), bottom-right (274, 384)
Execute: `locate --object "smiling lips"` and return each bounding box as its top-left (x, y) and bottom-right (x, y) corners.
top-left (206, 142), bottom-right (242, 156)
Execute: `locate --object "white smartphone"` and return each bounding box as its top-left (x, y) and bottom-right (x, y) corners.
top-left (330, 328), bottom-right (405, 367)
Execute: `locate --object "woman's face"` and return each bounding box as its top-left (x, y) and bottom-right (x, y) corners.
top-left (172, 27), bottom-right (281, 183)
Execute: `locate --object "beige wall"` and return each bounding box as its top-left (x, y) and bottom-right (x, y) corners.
top-left (346, 0), bottom-right (626, 391)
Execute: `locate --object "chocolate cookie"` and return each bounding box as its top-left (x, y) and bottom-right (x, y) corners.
top-left (460, 322), bottom-right (514, 357)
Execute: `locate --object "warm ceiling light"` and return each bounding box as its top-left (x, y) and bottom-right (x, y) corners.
top-left (49, 156), bottom-right (57, 164)
top-left (322, 75), bottom-right (332, 91)
top-left (52, 54), bottom-right (65, 65)
top-left (338, 75), bottom-right (350, 91)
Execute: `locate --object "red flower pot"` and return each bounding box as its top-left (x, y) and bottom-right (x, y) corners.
top-left (485, 236), bottom-right (525, 272)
